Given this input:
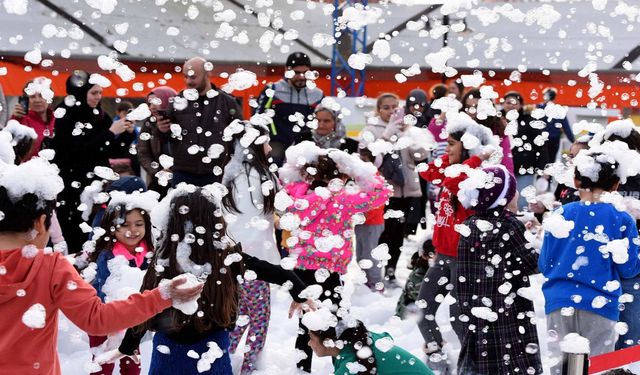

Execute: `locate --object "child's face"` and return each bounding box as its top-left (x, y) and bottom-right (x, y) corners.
top-left (308, 332), bottom-right (334, 357)
top-left (377, 97), bottom-right (398, 123)
top-left (446, 136), bottom-right (464, 164)
top-left (114, 209), bottom-right (146, 250)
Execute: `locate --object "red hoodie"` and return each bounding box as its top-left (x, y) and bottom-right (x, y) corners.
top-left (419, 155), bottom-right (481, 257)
top-left (0, 248), bottom-right (171, 375)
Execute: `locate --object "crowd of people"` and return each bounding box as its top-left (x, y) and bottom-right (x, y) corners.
top-left (0, 50), bottom-right (639, 375)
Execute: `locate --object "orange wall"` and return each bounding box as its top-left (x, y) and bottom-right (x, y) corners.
top-left (0, 57), bottom-right (637, 120)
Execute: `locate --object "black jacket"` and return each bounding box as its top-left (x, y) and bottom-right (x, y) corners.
top-left (167, 86), bottom-right (242, 177)
top-left (51, 104), bottom-right (130, 183)
top-left (511, 113), bottom-right (550, 175)
top-left (119, 252), bottom-right (306, 354)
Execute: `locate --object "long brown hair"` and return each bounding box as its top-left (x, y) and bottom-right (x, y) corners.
top-left (138, 188), bottom-right (241, 333)
top-left (88, 204), bottom-right (154, 264)
top-left (222, 121), bottom-right (278, 215)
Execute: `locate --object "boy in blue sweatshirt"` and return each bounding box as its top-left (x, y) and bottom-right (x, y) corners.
top-left (540, 151), bottom-right (640, 372)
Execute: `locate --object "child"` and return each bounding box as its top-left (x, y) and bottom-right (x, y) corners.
top-left (539, 148), bottom-right (640, 371)
top-left (456, 165), bottom-right (542, 374)
top-left (87, 190), bottom-right (159, 375)
top-left (355, 148), bottom-right (387, 291)
top-left (359, 92), bottom-right (432, 282)
top-left (417, 112), bottom-right (498, 374)
top-left (221, 120), bottom-right (282, 374)
top-left (1, 122), bottom-right (66, 252)
top-left (588, 119), bottom-right (640, 349)
top-left (279, 141), bottom-right (392, 371)
top-left (0, 156), bottom-right (203, 375)
top-left (395, 239), bottom-right (434, 319)
top-left (103, 184), bottom-right (312, 374)
top-left (303, 310), bottom-right (434, 375)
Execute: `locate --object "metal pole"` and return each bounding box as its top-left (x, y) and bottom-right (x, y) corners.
top-left (563, 352), bottom-right (588, 375)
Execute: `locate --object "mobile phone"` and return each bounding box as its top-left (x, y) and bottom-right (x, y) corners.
top-left (156, 110), bottom-right (167, 118)
top-left (389, 107), bottom-right (404, 125)
top-left (18, 96), bottom-right (29, 113)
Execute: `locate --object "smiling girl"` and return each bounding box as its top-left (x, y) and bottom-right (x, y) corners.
top-left (88, 191), bottom-right (158, 375)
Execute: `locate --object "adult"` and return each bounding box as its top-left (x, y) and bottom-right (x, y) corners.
top-left (164, 57), bottom-right (242, 186)
top-left (255, 52), bottom-right (324, 166)
top-left (502, 91), bottom-right (549, 209)
top-left (446, 78), bottom-right (465, 101)
top-left (462, 88), bottom-right (514, 174)
top-left (137, 86), bottom-right (178, 194)
top-left (51, 70), bottom-right (134, 254)
top-left (538, 87), bottom-right (574, 163)
top-left (10, 77), bottom-right (56, 160)
top-left (300, 105), bottom-right (358, 153)
top-left (405, 88), bottom-right (431, 128)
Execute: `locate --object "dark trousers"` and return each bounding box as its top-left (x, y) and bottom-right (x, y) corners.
top-left (378, 197), bottom-right (409, 279)
top-left (547, 138), bottom-right (561, 164)
top-left (56, 187), bottom-right (85, 254)
top-left (293, 269), bottom-right (342, 372)
top-left (172, 170), bottom-right (218, 187)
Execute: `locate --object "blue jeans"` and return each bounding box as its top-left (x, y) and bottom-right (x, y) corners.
top-left (516, 174), bottom-right (536, 211)
top-left (149, 330), bottom-right (232, 374)
top-left (617, 276), bottom-right (640, 349)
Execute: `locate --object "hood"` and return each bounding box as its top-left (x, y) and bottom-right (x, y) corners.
top-left (0, 248), bottom-right (44, 304)
top-left (286, 181), bottom-right (312, 199)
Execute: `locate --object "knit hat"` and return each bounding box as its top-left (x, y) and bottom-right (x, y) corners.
top-left (286, 52), bottom-right (311, 68)
top-left (149, 86), bottom-right (178, 110)
top-left (459, 165), bottom-right (517, 211)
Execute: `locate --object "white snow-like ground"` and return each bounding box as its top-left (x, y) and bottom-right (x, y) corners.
top-left (56, 225), bottom-right (640, 374)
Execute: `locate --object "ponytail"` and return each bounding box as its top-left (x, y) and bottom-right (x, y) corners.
top-left (338, 321), bottom-right (377, 374)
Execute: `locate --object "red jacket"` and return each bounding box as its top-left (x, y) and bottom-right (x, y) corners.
top-left (11, 108), bottom-right (55, 160)
top-left (0, 248), bottom-right (171, 375)
top-left (420, 155), bottom-right (482, 257)
top-left (364, 205), bottom-right (385, 225)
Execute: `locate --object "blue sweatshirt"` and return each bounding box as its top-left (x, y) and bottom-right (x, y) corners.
top-left (539, 201), bottom-right (640, 321)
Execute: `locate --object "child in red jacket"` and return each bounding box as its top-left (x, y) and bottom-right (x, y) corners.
top-left (416, 113), bottom-right (498, 374)
top-left (0, 157), bottom-right (203, 375)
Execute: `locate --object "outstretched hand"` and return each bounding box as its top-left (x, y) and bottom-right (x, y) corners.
top-left (288, 299), bottom-right (317, 319)
top-left (95, 349), bottom-right (140, 365)
top-left (167, 275), bottom-right (204, 301)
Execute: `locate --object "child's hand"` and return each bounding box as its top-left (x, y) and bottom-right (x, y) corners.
top-left (288, 299), bottom-right (316, 319)
top-left (166, 275), bottom-right (204, 301)
top-left (95, 349), bottom-right (140, 365)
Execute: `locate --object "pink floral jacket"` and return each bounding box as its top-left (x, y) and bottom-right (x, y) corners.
top-left (284, 176), bottom-right (391, 274)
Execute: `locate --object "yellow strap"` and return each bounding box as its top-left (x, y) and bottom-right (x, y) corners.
top-left (264, 91), bottom-right (277, 135)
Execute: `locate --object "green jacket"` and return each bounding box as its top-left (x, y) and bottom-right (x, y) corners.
top-left (332, 332), bottom-right (433, 375)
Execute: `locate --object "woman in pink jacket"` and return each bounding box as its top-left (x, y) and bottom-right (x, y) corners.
top-left (278, 141), bottom-right (391, 372)
top-left (0, 157), bottom-right (203, 375)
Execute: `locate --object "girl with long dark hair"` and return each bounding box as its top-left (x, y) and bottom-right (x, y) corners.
top-left (221, 120), bottom-right (281, 373)
top-left (102, 184), bottom-right (310, 374)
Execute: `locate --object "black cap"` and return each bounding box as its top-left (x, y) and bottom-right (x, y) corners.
top-left (286, 52), bottom-right (311, 68)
